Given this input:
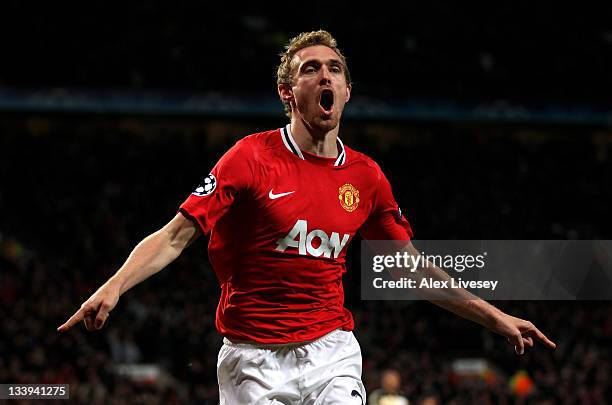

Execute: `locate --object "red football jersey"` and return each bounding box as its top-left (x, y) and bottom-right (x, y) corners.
top-left (180, 125), bottom-right (412, 343)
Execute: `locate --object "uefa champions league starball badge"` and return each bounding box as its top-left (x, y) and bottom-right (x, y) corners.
top-left (193, 173), bottom-right (217, 196)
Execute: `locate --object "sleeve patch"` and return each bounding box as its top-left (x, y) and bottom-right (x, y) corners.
top-left (192, 173), bottom-right (217, 196)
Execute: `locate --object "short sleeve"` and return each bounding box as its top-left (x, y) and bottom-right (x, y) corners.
top-left (179, 139), bottom-right (254, 236)
top-left (359, 166), bottom-right (413, 241)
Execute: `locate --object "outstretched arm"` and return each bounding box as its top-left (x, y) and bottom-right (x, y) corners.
top-left (402, 242), bottom-right (556, 355)
top-left (58, 212), bottom-right (200, 332)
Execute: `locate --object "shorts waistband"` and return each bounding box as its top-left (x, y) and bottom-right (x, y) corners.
top-left (222, 328), bottom-right (345, 350)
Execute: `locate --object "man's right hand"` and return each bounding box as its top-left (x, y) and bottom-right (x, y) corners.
top-left (57, 281), bottom-right (121, 332)
top-left (57, 213), bottom-right (199, 333)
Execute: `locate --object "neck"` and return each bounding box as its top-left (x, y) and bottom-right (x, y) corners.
top-left (290, 117), bottom-right (339, 158)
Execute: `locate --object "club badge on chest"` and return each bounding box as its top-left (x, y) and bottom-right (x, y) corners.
top-left (338, 183), bottom-right (360, 212)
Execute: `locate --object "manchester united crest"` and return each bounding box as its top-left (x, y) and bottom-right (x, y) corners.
top-left (338, 183), bottom-right (360, 212)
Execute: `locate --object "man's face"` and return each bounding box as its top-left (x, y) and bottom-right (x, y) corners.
top-left (280, 45), bottom-right (351, 132)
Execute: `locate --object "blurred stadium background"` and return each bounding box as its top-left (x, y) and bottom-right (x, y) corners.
top-left (1, 2), bottom-right (611, 404)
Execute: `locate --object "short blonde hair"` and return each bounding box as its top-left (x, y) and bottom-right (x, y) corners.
top-left (276, 30), bottom-right (352, 117)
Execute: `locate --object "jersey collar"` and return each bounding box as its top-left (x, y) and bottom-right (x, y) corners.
top-left (281, 124), bottom-right (346, 167)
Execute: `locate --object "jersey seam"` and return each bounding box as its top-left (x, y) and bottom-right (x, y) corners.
top-left (242, 137), bottom-right (259, 194)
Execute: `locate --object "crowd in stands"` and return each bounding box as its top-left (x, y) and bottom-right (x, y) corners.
top-left (1, 115), bottom-right (611, 403)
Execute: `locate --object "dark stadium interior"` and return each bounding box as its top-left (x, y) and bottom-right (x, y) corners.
top-left (2, 2), bottom-right (612, 104)
top-left (1, 2), bottom-right (612, 404)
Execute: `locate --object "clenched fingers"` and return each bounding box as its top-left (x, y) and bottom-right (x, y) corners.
top-left (94, 308), bottom-right (110, 330)
top-left (508, 334), bottom-right (525, 355)
top-left (84, 313), bottom-right (96, 331)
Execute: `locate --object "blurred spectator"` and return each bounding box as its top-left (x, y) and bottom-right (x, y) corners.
top-left (416, 393), bottom-right (440, 405)
top-left (369, 368), bottom-right (410, 405)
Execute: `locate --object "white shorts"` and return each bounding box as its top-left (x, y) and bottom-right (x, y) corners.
top-left (217, 329), bottom-right (366, 405)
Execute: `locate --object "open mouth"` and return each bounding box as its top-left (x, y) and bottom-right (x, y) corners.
top-left (319, 89), bottom-right (334, 113)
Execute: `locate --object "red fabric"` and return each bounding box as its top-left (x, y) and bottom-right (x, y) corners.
top-left (180, 128), bottom-right (412, 343)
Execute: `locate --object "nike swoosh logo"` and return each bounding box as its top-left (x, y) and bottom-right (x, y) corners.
top-left (351, 390), bottom-right (364, 405)
top-left (269, 190), bottom-right (295, 200)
